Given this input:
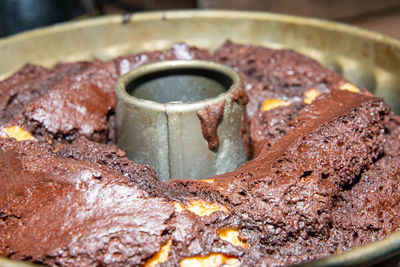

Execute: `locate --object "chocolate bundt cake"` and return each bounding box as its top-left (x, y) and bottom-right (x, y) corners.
top-left (1, 41), bottom-right (399, 266)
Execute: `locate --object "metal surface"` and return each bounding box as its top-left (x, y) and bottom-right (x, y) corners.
top-left (0, 10), bottom-right (400, 266)
top-left (115, 60), bottom-right (246, 180)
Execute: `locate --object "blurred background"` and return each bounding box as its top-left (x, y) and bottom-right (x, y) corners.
top-left (0, 0), bottom-right (399, 39)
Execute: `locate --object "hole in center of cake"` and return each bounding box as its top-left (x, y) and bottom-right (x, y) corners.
top-left (126, 67), bottom-right (233, 103)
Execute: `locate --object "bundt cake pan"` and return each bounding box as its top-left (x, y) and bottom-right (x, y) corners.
top-left (0, 10), bottom-right (400, 266)
top-left (115, 60), bottom-right (246, 180)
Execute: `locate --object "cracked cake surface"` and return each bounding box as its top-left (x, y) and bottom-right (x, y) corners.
top-left (0, 41), bottom-right (400, 266)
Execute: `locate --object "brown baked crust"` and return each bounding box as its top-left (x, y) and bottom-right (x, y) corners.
top-left (214, 40), bottom-right (371, 158)
top-left (0, 42), bottom-right (399, 266)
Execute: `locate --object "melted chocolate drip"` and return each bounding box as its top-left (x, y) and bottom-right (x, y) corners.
top-left (196, 101), bottom-right (225, 151)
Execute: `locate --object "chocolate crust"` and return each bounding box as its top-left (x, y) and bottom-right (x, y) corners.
top-left (0, 138), bottom-right (175, 266)
top-left (213, 40), bottom-right (372, 158)
top-left (166, 90), bottom-right (394, 266)
top-left (0, 42), bottom-right (399, 266)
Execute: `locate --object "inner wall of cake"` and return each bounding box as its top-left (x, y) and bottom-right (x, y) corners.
top-left (0, 41), bottom-right (400, 266)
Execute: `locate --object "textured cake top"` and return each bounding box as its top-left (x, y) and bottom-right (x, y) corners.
top-left (1, 41), bottom-right (399, 266)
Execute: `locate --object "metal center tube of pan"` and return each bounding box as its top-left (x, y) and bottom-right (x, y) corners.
top-left (115, 60), bottom-right (246, 180)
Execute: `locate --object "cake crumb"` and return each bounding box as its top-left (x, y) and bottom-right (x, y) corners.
top-left (197, 101), bottom-right (225, 152)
